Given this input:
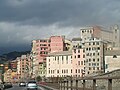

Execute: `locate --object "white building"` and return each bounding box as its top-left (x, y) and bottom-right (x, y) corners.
top-left (105, 50), bottom-right (120, 73)
top-left (46, 51), bottom-right (72, 77)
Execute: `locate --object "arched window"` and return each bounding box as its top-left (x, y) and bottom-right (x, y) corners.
top-left (113, 55), bottom-right (117, 58)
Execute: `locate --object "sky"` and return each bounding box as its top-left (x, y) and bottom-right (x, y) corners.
top-left (0, 0), bottom-right (120, 55)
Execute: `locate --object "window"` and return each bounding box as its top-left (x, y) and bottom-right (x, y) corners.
top-left (93, 59), bottom-right (95, 62)
top-left (78, 50), bottom-right (80, 53)
top-left (62, 60), bottom-right (64, 64)
top-left (74, 49), bottom-right (76, 53)
top-left (83, 49), bottom-right (85, 52)
top-left (97, 47), bottom-right (100, 50)
top-left (93, 53), bottom-right (95, 56)
top-left (78, 61), bottom-right (80, 65)
top-left (97, 42), bottom-right (99, 45)
top-left (97, 67), bottom-right (99, 70)
top-left (89, 67), bottom-right (91, 70)
top-left (83, 54), bottom-right (85, 58)
top-left (76, 69), bottom-right (77, 73)
top-left (113, 55), bottom-right (117, 58)
top-left (98, 53), bottom-right (99, 56)
top-left (82, 30), bottom-right (84, 33)
top-left (89, 59), bottom-right (91, 62)
top-left (86, 48), bottom-right (88, 51)
top-left (89, 47), bottom-right (91, 51)
top-left (81, 61), bottom-right (83, 65)
top-left (105, 64), bottom-right (108, 69)
top-left (89, 43), bottom-right (91, 45)
top-left (78, 55), bottom-right (80, 58)
top-left (75, 56), bottom-right (76, 58)
top-left (62, 70), bottom-right (63, 73)
top-left (97, 58), bottom-right (99, 62)
top-left (62, 56), bottom-right (64, 60)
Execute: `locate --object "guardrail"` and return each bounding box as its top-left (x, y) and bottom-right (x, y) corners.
top-left (59, 76), bottom-right (120, 90)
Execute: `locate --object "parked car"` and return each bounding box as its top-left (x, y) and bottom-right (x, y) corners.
top-left (0, 82), bottom-right (4, 90)
top-left (3, 82), bottom-right (12, 88)
top-left (26, 81), bottom-right (38, 90)
top-left (19, 82), bottom-right (26, 87)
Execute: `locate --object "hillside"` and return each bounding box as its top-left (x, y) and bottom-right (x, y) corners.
top-left (0, 51), bottom-right (30, 62)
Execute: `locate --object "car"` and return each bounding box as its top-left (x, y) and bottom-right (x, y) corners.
top-left (19, 82), bottom-right (26, 87)
top-left (26, 81), bottom-right (38, 90)
top-left (0, 82), bottom-right (4, 90)
top-left (4, 82), bottom-right (12, 88)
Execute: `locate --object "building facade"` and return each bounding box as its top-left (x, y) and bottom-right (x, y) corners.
top-left (105, 50), bottom-right (120, 73)
top-left (46, 51), bottom-right (72, 77)
top-left (50, 36), bottom-right (64, 53)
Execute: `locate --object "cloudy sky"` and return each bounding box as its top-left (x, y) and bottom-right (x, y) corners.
top-left (0, 0), bottom-right (120, 54)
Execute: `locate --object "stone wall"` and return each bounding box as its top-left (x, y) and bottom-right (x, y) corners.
top-left (63, 69), bottom-right (120, 90)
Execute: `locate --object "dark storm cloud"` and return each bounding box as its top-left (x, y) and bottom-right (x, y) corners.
top-left (0, 0), bottom-right (120, 26)
top-left (0, 0), bottom-right (120, 54)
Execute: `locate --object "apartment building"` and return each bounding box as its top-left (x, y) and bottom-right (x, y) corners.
top-left (84, 38), bottom-right (106, 75)
top-left (16, 55), bottom-right (31, 81)
top-left (50, 36), bottom-right (64, 53)
top-left (16, 57), bottom-right (21, 80)
top-left (31, 36), bottom-right (65, 77)
top-left (46, 51), bottom-right (72, 77)
top-left (72, 48), bottom-right (85, 77)
top-left (80, 25), bottom-right (120, 76)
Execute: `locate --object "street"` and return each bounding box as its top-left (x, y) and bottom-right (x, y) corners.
top-left (5, 84), bottom-right (50, 90)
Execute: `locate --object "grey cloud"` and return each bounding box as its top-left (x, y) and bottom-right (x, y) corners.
top-left (0, 0), bottom-right (120, 54)
top-left (0, 0), bottom-right (120, 26)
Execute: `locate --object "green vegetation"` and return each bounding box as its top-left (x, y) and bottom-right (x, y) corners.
top-left (36, 76), bottom-right (42, 82)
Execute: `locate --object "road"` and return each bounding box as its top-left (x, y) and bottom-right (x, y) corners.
top-left (5, 84), bottom-right (51, 90)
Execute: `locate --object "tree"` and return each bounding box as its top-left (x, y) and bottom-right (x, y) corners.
top-left (36, 76), bottom-right (42, 82)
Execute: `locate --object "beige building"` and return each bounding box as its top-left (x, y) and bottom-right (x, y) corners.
top-left (16, 55), bottom-right (31, 81)
top-left (46, 51), bottom-right (72, 77)
top-left (4, 69), bottom-right (12, 82)
top-left (105, 50), bottom-right (120, 73)
top-left (84, 38), bottom-right (106, 75)
top-left (80, 25), bottom-right (120, 76)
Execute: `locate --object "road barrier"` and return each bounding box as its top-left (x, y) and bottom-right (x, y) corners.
top-left (59, 76), bottom-right (120, 90)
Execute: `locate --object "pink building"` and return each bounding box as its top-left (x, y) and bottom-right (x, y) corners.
top-left (31, 36), bottom-right (65, 77)
top-left (16, 55), bottom-right (31, 81)
top-left (72, 48), bottom-right (85, 77)
top-left (32, 36), bottom-right (65, 63)
top-left (50, 36), bottom-right (64, 53)
top-left (33, 39), bottom-right (50, 63)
